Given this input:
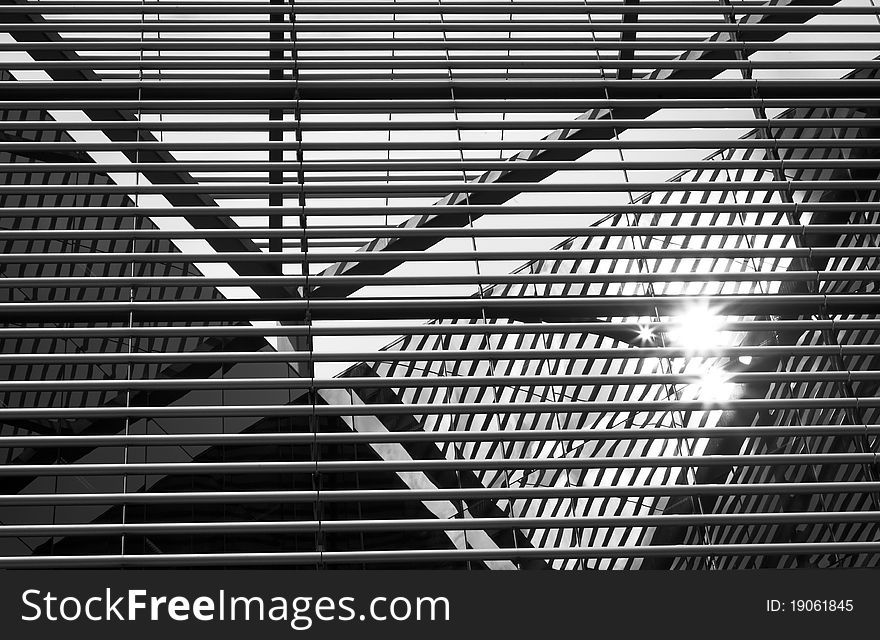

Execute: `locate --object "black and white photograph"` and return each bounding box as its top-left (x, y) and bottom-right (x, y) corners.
top-left (0, 0), bottom-right (878, 636)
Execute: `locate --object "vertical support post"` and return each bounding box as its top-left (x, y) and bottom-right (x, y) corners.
top-left (269, 0), bottom-right (284, 257)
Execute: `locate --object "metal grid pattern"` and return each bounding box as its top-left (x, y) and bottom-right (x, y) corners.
top-left (1, 0), bottom-right (880, 568)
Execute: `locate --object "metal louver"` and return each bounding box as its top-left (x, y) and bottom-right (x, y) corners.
top-left (2, 0), bottom-right (880, 569)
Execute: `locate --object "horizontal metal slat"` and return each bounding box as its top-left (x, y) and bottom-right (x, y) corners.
top-left (2, 398), bottom-right (880, 420)
top-left (0, 425), bottom-right (877, 448)
top-left (1, 511), bottom-right (878, 537)
top-left (1, 483), bottom-right (877, 507)
top-left (8, 542), bottom-right (880, 567)
top-left (0, 454), bottom-right (877, 477)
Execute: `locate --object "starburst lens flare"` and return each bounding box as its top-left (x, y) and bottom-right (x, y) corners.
top-left (637, 323), bottom-right (655, 343)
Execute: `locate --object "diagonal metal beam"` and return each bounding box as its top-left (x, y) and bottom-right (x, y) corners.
top-left (312, 0), bottom-right (844, 301)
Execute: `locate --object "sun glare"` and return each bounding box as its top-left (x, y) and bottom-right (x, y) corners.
top-left (668, 304), bottom-right (728, 353)
top-left (697, 368), bottom-right (735, 403)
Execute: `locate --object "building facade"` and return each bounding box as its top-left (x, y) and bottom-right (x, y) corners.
top-left (1, 0), bottom-right (880, 569)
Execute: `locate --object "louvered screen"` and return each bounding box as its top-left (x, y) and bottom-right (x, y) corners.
top-left (2, 0), bottom-right (880, 569)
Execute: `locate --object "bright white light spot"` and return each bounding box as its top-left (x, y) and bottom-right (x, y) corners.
top-left (637, 323), bottom-right (655, 343)
top-left (738, 355), bottom-right (753, 365)
top-left (697, 369), bottom-right (735, 403)
top-left (668, 305), bottom-right (727, 353)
